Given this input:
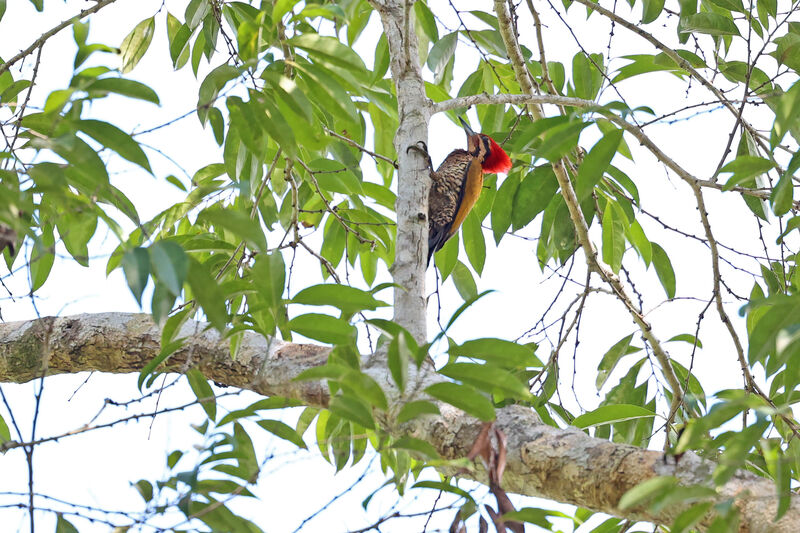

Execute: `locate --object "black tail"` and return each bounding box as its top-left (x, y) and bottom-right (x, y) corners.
top-left (427, 226), bottom-right (449, 266)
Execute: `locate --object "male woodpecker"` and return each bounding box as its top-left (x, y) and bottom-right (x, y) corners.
top-left (408, 117), bottom-right (512, 266)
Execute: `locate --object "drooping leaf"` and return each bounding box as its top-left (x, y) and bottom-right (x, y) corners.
top-left (149, 240), bottom-right (188, 297)
top-left (186, 368), bottom-right (216, 421)
top-left (680, 13), bottom-right (740, 36)
top-left (257, 419), bottom-right (307, 449)
top-left (120, 17), bottom-right (155, 73)
top-left (396, 400), bottom-right (440, 424)
top-left (329, 395), bottom-right (375, 429)
top-left (425, 382), bottom-right (495, 421)
top-left (573, 404), bottom-right (657, 429)
top-left (122, 247), bottom-right (150, 305)
top-left (78, 119), bottom-right (151, 173)
top-left (288, 313), bottom-right (356, 345)
top-left (292, 284), bottom-right (388, 316)
top-left (596, 333), bottom-right (636, 390)
top-left (602, 201), bottom-right (626, 273)
top-left (651, 242), bottom-right (677, 299)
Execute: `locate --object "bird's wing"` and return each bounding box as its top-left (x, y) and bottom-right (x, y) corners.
top-left (446, 157), bottom-right (483, 239)
top-left (427, 151), bottom-right (483, 265)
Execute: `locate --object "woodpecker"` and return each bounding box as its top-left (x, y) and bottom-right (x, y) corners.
top-left (408, 117), bottom-right (512, 266)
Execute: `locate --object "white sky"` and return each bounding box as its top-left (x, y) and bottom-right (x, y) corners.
top-left (0, 0), bottom-right (791, 531)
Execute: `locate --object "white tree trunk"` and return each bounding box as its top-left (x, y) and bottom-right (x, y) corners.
top-left (370, 0), bottom-right (432, 344)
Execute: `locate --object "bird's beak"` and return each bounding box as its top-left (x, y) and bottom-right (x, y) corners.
top-left (458, 116), bottom-right (476, 136)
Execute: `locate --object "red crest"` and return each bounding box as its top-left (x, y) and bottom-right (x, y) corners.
top-left (483, 137), bottom-right (512, 174)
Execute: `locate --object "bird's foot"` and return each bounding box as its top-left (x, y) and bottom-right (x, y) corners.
top-left (406, 141), bottom-right (433, 172)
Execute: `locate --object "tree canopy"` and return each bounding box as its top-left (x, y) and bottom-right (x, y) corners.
top-left (2, 0), bottom-right (800, 531)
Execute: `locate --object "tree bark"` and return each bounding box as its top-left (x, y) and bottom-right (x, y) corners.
top-left (369, 0), bottom-right (432, 345)
top-left (1, 312), bottom-right (798, 533)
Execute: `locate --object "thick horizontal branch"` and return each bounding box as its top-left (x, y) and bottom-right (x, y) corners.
top-left (1, 313), bottom-right (798, 532)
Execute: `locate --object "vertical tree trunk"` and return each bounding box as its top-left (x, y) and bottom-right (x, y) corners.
top-left (371, 0), bottom-right (431, 344)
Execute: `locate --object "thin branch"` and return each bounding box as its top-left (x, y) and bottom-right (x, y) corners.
top-left (0, 0), bottom-right (119, 78)
top-left (482, 13), bottom-right (685, 418)
top-left (295, 158), bottom-right (376, 248)
top-left (323, 127), bottom-right (398, 168)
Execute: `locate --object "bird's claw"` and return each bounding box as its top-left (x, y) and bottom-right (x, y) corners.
top-left (406, 140), bottom-right (429, 156)
top-left (406, 141), bottom-right (433, 172)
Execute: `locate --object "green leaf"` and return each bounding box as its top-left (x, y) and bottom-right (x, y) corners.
top-left (120, 17), bottom-right (155, 73)
top-left (453, 338), bottom-right (541, 368)
top-left (329, 395), bottom-right (375, 429)
top-left (451, 261), bottom-right (478, 301)
top-left (198, 64), bottom-right (242, 125)
top-left (88, 77), bottom-right (160, 104)
top-left (535, 120), bottom-right (590, 161)
top-left (642, 0), bottom-right (665, 23)
top-left (618, 476), bottom-right (677, 510)
top-left (748, 296), bottom-right (800, 363)
top-left (151, 282), bottom-right (176, 328)
top-left (198, 208), bottom-right (267, 252)
top-left (289, 34), bottom-right (368, 75)
top-left (573, 404), bottom-right (657, 429)
top-left (251, 252), bottom-right (285, 312)
top-left (672, 502), bottom-right (714, 533)
top-left (391, 436), bottom-right (440, 459)
top-left (55, 514), bottom-right (79, 533)
top-left (339, 369), bottom-right (388, 410)
top-left (294, 364), bottom-right (349, 382)
top-left (771, 82), bottom-right (800, 147)
top-left (414, 2), bottom-right (439, 41)
top-left (186, 368), bottom-right (216, 421)
top-left (187, 259), bottom-right (228, 331)
top-left (721, 156), bottom-right (773, 189)
top-left (388, 332), bottom-right (410, 392)
top-left (512, 165), bottom-right (558, 230)
top-left (651, 242), bottom-right (676, 299)
top-left (426, 32), bottom-right (458, 79)
top-left (372, 33), bottom-right (390, 81)
top-left (462, 211), bottom-right (486, 275)
top-left (576, 130), bottom-right (623, 202)
top-left (0, 411), bottom-right (10, 442)
top-left (625, 219), bottom-right (652, 266)
top-left (434, 230), bottom-right (459, 280)
top-left (149, 241), bottom-right (188, 297)
top-left (571, 53), bottom-right (603, 101)
top-left (29, 227), bottom-right (55, 292)
top-left (425, 382), bottom-right (495, 421)
top-left (596, 333), bottom-right (635, 389)
top-left (707, 0), bottom-right (745, 12)
top-left (272, 0), bottom-right (297, 21)
top-left (492, 173), bottom-right (519, 243)
top-left (439, 363), bottom-right (530, 398)
top-left (771, 170), bottom-right (794, 216)
top-left (602, 201), bottom-right (626, 273)
top-left (78, 119), bottom-right (151, 173)
top-left (292, 284), bottom-right (388, 316)
top-left (680, 13), bottom-right (740, 36)
top-left (396, 400), bottom-right (440, 424)
top-left (288, 313), bottom-right (356, 345)
top-left (122, 247), bottom-right (150, 305)
top-left (667, 333), bottom-right (703, 348)
top-left (412, 480), bottom-right (474, 501)
top-left (257, 419), bottom-right (307, 449)
top-left (167, 12), bottom-right (191, 68)
top-left (0, 80), bottom-right (31, 104)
